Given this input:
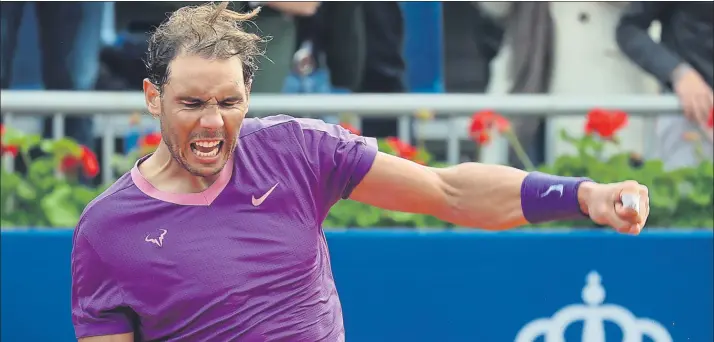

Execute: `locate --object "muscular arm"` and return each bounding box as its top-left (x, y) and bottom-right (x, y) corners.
top-left (615, 1), bottom-right (683, 87)
top-left (350, 153), bottom-right (592, 230)
top-left (79, 333), bottom-right (133, 342)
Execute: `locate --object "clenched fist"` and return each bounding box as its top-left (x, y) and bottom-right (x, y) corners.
top-left (578, 181), bottom-right (650, 235)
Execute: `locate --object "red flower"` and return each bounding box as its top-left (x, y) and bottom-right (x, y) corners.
top-left (386, 137), bottom-right (418, 161)
top-left (61, 146), bottom-right (99, 178)
top-left (140, 132), bottom-right (162, 148)
top-left (0, 124), bottom-right (19, 157)
top-left (1, 144), bottom-right (18, 157)
top-left (584, 108), bottom-right (628, 139)
top-left (469, 111), bottom-right (511, 145)
top-left (708, 109), bottom-right (713, 128)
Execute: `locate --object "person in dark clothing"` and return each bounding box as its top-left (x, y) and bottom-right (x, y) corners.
top-left (1, 2), bottom-right (104, 149)
top-left (109, 1), bottom-right (318, 94)
top-left (616, 1), bottom-right (713, 169)
top-left (616, 1), bottom-right (713, 129)
top-left (443, 2), bottom-right (504, 94)
top-left (294, 2), bottom-right (366, 92)
top-left (357, 2), bottom-right (407, 139)
top-left (297, 2), bottom-right (406, 138)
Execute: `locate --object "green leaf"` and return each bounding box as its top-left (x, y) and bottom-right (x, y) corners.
top-left (355, 206), bottom-right (382, 228)
top-left (19, 134), bottom-right (42, 155)
top-left (71, 186), bottom-right (99, 206)
top-left (41, 184), bottom-right (81, 227)
top-left (15, 180), bottom-right (37, 201)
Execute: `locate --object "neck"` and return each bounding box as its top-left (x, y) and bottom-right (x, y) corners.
top-left (139, 143), bottom-right (221, 194)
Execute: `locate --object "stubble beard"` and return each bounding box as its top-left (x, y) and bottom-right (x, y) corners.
top-left (159, 117), bottom-right (231, 178)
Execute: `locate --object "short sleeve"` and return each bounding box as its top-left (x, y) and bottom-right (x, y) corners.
top-left (71, 229), bottom-right (134, 338)
top-left (297, 118), bottom-right (379, 213)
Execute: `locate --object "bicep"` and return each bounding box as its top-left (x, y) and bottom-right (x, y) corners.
top-left (79, 333), bottom-right (134, 342)
top-left (350, 152), bottom-right (450, 216)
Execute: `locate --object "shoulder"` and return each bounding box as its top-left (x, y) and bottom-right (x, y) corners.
top-left (74, 172), bottom-right (141, 241)
top-left (240, 115), bottom-right (361, 142)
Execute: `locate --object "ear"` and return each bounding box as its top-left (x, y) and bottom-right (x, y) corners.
top-left (143, 79), bottom-right (162, 118)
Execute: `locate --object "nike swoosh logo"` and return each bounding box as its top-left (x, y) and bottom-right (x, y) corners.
top-left (540, 184), bottom-right (564, 198)
top-left (252, 183), bottom-right (279, 206)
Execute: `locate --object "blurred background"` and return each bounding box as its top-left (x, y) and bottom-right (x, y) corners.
top-left (1, 2), bottom-right (712, 342)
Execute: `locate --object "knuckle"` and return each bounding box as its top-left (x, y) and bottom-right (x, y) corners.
top-left (622, 180), bottom-right (639, 187)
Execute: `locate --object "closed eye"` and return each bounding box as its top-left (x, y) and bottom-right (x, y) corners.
top-left (219, 101), bottom-right (238, 108)
top-left (181, 100), bottom-right (204, 109)
top-left (220, 97), bottom-right (243, 108)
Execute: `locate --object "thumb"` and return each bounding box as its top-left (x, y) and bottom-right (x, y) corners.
top-left (615, 202), bottom-right (640, 223)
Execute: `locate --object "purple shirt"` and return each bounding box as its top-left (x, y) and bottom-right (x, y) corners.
top-left (71, 115), bottom-right (378, 341)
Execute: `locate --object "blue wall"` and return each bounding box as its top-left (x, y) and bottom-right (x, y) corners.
top-left (2, 229), bottom-right (712, 342)
top-left (402, 2), bottom-right (444, 93)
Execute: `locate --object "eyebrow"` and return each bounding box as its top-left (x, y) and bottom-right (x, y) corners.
top-left (176, 96), bottom-right (202, 102)
top-left (176, 96), bottom-right (243, 102)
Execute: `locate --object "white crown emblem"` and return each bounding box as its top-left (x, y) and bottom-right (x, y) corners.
top-left (515, 271), bottom-right (673, 342)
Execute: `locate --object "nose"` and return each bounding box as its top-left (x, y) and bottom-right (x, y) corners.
top-left (200, 105), bottom-right (225, 130)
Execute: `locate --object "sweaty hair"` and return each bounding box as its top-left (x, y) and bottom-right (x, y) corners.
top-left (144, 2), bottom-right (264, 92)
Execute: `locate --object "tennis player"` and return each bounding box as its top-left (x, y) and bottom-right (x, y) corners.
top-left (71, 3), bottom-right (650, 341)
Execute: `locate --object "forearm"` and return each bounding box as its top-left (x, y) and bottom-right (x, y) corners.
top-left (432, 163), bottom-right (592, 230)
top-left (353, 153), bottom-right (591, 230)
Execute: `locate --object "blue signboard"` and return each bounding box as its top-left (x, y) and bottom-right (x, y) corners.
top-left (1, 229), bottom-right (712, 342)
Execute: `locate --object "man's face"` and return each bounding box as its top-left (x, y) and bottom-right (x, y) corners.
top-left (143, 54), bottom-right (250, 177)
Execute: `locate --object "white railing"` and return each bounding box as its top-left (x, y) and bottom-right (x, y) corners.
top-left (1, 90), bottom-right (681, 184)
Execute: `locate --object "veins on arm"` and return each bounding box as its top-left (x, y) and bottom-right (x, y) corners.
top-left (350, 152), bottom-right (529, 230)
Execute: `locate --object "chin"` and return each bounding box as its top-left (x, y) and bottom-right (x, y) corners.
top-left (182, 142), bottom-right (232, 177)
top-left (188, 162), bottom-right (227, 177)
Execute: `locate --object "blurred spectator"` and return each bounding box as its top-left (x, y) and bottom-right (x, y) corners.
top-left (1, 2), bottom-right (104, 149)
top-left (293, 2), bottom-right (364, 93)
top-left (244, 1), bottom-right (320, 93)
top-left (483, 2), bottom-right (657, 168)
top-left (106, 2), bottom-right (318, 94)
top-left (357, 2), bottom-right (407, 139)
top-left (477, 2), bottom-right (553, 168)
top-left (616, 1), bottom-right (714, 170)
top-left (293, 2), bottom-right (406, 138)
top-left (444, 3), bottom-right (504, 93)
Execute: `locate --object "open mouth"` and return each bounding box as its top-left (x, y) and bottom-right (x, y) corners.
top-left (190, 140), bottom-right (224, 159)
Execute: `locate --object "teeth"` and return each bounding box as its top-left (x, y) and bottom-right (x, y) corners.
top-left (195, 141), bottom-right (220, 148)
top-left (191, 141), bottom-right (221, 158)
top-left (193, 147), bottom-right (219, 158)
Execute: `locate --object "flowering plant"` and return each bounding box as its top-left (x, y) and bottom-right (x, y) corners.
top-left (469, 108), bottom-right (713, 229)
top-left (2, 107), bottom-right (711, 229)
top-left (1, 125), bottom-right (108, 228)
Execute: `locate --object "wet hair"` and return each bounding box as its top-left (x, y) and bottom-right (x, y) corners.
top-left (144, 2), bottom-right (264, 93)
